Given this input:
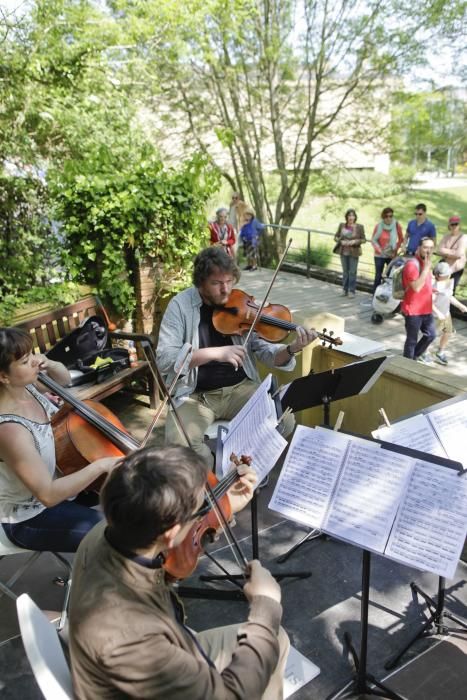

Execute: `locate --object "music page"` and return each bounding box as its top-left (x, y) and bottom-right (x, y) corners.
top-left (268, 426), bottom-right (349, 528)
top-left (220, 374), bottom-right (287, 482)
top-left (427, 400), bottom-right (467, 469)
top-left (385, 460), bottom-right (467, 579)
top-left (323, 440), bottom-right (412, 553)
top-left (372, 414), bottom-right (447, 458)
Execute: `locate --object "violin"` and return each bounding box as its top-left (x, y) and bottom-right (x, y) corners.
top-left (164, 454), bottom-right (251, 580)
top-left (212, 288), bottom-right (342, 347)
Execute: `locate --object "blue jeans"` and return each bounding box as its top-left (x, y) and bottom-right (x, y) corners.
top-left (403, 313), bottom-right (436, 360)
top-left (2, 501), bottom-right (102, 553)
top-left (340, 255), bottom-right (359, 293)
top-left (373, 257), bottom-right (391, 293)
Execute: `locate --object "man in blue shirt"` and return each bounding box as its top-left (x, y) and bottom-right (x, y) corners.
top-left (405, 203), bottom-right (436, 255)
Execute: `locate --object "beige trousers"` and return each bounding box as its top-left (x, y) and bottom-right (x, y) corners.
top-left (165, 379), bottom-right (294, 463)
top-left (197, 623), bottom-right (290, 700)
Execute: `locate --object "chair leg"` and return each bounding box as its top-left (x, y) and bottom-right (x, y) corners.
top-left (50, 553), bottom-right (72, 631)
top-left (0, 552), bottom-right (42, 601)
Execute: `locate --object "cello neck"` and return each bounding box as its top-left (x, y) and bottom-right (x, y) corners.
top-left (38, 373), bottom-right (140, 454)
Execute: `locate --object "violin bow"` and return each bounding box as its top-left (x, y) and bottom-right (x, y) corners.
top-left (141, 341), bottom-right (249, 571)
top-left (139, 345), bottom-right (192, 448)
top-left (242, 238), bottom-right (293, 348)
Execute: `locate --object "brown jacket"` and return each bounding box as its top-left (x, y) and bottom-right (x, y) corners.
top-left (334, 223), bottom-right (366, 257)
top-left (69, 521), bottom-right (282, 699)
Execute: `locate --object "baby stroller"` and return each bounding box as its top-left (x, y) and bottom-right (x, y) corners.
top-left (370, 257), bottom-right (404, 324)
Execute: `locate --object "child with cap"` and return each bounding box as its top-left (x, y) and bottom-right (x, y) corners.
top-left (436, 215), bottom-right (466, 292)
top-left (432, 260), bottom-right (467, 365)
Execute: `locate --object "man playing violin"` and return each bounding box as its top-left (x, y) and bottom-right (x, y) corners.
top-left (69, 445), bottom-right (289, 699)
top-left (156, 247), bottom-right (317, 461)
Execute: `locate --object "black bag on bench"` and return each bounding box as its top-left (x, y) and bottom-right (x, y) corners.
top-left (46, 315), bottom-right (130, 387)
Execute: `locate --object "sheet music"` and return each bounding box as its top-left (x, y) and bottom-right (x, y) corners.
top-left (220, 374), bottom-right (287, 482)
top-left (283, 645), bottom-right (320, 699)
top-left (225, 374), bottom-right (272, 438)
top-left (386, 460), bottom-right (467, 578)
top-left (427, 400), bottom-right (467, 469)
top-left (323, 441), bottom-right (412, 553)
top-left (372, 414), bottom-right (448, 458)
top-left (269, 426), bottom-right (349, 528)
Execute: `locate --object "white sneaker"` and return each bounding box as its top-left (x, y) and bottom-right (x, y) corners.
top-left (416, 353), bottom-right (434, 365)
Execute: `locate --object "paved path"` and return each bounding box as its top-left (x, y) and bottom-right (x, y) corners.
top-left (242, 267), bottom-right (467, 377)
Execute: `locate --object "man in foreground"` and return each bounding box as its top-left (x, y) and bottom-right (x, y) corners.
top-left (69, 445), bottom-right (289, 699)
top-left (156, 247), bottom-right (316, 461)
top-left (401, 236), bottom-right (436, 362)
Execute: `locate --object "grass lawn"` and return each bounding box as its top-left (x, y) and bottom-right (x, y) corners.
top-left (277, 180), bottom-right (467, 280)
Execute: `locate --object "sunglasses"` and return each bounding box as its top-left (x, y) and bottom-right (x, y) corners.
top-left (450, 223), bottom-right (460, 227)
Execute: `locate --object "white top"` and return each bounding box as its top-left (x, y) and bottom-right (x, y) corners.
top-left (0, 385), bottom-right (58, 524)
top-left (432, 278), bottom-right (454, 318)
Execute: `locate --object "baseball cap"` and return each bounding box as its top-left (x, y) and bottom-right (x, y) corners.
top-left (448, 215), bottom-right (460, 225)
top-left (434, 262), bottom-right (451, 276)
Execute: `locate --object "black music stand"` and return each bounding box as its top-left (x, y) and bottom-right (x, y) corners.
top-left (277, 356), bottom-right (388, 563)
top-left (377, 398), bottom-right (467, 670)
top-left (328, 549), bottom-right (407, 700)
top-left (179, 378), bottom-right (312, 601)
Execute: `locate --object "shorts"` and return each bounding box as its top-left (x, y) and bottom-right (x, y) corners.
top-left (435, 315), bottom-right (454, 335)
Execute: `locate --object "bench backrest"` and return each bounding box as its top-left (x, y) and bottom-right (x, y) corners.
top-left (17, 296), bottom-right (104, 354)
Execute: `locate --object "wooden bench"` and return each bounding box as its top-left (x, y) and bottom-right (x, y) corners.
top-left (17, 295), bottom-right (160, 408)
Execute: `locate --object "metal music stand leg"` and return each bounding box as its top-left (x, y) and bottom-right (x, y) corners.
top-left (198, 489), bottom-right (312, 591)
top-left (384, 575), bottom-right (467, 670)
top-left (328, 550), bottom-right (407, 700)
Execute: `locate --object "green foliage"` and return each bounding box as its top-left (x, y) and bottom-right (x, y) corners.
top-left (389, 90), bottom-right (466, 172)
top-left (52, 150), bottom-right (220, 318)
top-left (0, 282), bottom-right (84, 326)
top-left (289, 244), bottom-right (332, 268)
top-left (0, 174), bottom-right (61, 297)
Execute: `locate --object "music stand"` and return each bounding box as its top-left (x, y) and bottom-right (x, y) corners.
top-left (277, 356), bottom-right (388, 563)
top-left (377, 394), bottom-right (467, 670)
top-left (179, 377), bottom-right (312, 601)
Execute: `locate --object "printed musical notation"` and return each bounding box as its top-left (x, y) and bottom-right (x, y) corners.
top-left (220, 374), bottom-right (287, 483)
top-left (269, 424), bottom-right (467, 579)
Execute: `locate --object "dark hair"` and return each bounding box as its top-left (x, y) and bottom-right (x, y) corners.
top-left (415, 203), bottom-right (427, 212)
top-left (345, 208), bottom-right (357, 222)
top-left (0, 327), bottom-right (33, 373)
top-left (192, 247), bottom-right (240, 287)
top-left (381, 207), bottom-right (394, 218)
top-left (101, 445), bottom-right (209, 550)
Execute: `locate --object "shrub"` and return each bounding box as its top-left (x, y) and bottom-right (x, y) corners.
top-left (288, 243), bottom-right (332, 268)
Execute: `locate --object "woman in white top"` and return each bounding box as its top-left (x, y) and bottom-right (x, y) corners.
top-left (436, 215), bottom-right (466, 292)
top-left (0, 327), bottom-right (119, 552)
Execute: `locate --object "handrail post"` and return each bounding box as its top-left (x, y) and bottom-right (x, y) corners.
top-left (306, 230), bottom-right (311, 278)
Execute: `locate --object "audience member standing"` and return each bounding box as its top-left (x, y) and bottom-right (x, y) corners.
top-left (432, 261), bottom-right (467, 365)
top-left (436, 216), bottom-right (466, 292)
top-left (239, 208), bottom-right (265, 271)
top-left (208, 208), bottom-right (236, 257)
top-left (401, 237), bottom-right (436, 363)
top-left (370, 207), bottom-right (403, 292)
top-left (405, 203), bottom-right (436, 255)
top-left (333, 208), bottom-right (366, 297)
top-left (228, 192), bottom-right (248, 235)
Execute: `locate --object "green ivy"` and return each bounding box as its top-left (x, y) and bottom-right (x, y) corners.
top-left (51, 149), bottom-right (219, 319)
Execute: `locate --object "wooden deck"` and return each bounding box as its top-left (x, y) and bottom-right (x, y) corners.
top-left (242, 267), bottom-right (467, 378)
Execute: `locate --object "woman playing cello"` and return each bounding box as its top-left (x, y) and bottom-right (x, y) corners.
top-left (0, 327), bottom-right (119, 553)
